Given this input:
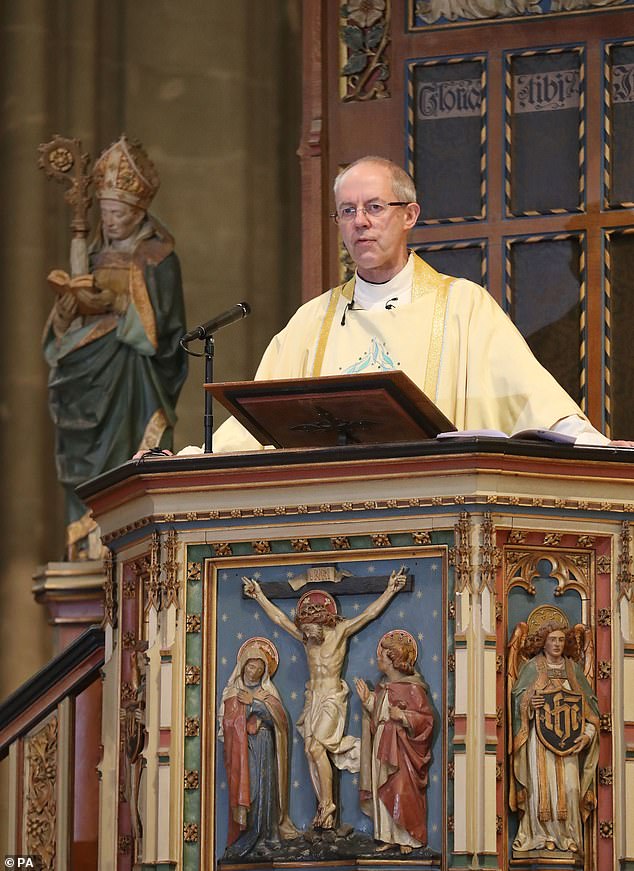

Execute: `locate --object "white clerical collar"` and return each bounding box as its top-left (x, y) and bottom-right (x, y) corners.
top-left (353, 253), bottom-right (414, 311)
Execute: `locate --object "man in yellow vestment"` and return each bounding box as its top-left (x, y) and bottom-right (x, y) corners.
top-left (210, 156), bottom-right (624, 452)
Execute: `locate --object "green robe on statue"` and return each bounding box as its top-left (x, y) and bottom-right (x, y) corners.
top-left (43, 216), bottom-right (187, 555)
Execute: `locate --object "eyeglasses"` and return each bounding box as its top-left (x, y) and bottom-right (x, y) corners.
top-left (330, 201), bottom-right (409, 224)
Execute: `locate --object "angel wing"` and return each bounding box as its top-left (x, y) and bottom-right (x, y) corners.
top-left (506, 621), bottom-right (528, 754)
top-left (571, 622), bottom-right (594, 683)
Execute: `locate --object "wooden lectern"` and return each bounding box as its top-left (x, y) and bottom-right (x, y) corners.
top-left (206, 371), bottom-right (455, 447)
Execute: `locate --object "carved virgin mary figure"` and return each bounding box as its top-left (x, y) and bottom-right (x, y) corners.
top-left (218, 637), bottom-right (298, 859)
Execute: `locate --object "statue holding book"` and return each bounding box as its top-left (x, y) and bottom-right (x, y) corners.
top-left (40, 135), bottom-right (187, 559)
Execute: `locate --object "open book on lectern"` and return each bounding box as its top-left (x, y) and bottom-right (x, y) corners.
top-left (205, 370), bottom-right (457, 449)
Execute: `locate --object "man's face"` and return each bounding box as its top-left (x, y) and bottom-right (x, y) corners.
top-left (377, 643), bottom-right (391, 674)
top-left (100, 199), bottom-right (145, 241)
top-left (335, 162), bottom-right (420, 282)
top-left (543, 630), bottom-right (566, 660)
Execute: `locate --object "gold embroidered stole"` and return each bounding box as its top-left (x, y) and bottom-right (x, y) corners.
top-left (311, 254), bottom-right (453, 397)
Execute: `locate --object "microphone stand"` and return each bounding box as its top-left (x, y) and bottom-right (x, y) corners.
top-left (180, 302), bottom-right (250, 454)
top-left (203, 336), bottom-right (214, 453)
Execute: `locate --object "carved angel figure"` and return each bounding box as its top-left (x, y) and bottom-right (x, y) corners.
top-left (507, 607), bottom-right (600, 857)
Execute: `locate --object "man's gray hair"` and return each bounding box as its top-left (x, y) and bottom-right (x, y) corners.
top-left (333, 156), bottom-right (417, 204)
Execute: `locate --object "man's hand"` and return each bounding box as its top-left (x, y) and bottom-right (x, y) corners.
top-left (354, 677), bottom-right (371, 704)
top-left (242, 576), bottom-right (261, 600)
top-left (132, 447), bottom-right (174, 460)
top-left (75, 283), bottom-right (116, 315)
top-left (387, 565), bottom-right (408, 595)
top-left (237, 688), bottom-right (253, 704)
top-left (609, 440), bottom-right (634, 448)
top-left (572, 733), bottom-right (591, 754)
top-left (52, 290), bottom-right (79, 335)
top-left (389, 704), bottom-right (408, 725)
top-left (531, 693), bottom-right (545, 710)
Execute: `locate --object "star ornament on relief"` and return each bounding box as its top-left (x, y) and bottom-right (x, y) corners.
top-left (418, 632), bottom-right (424, 641)
top-left (353, 602), bottom-right (361, 611)
top-left (221, 572), bottom-right (228, 581)
top-left (221, 656), bottom-right (227, 666)
top-left (433, 609), bottom-right (439, 619)
top-left (286, 571), bottom-right (295, 579)
top-left (416, 590), bottom-right (423, 599)
top-left (398, 610), bottom-right (405, 619)
top-left (431, 563), bottom-right (438, 572)
top-left (290, 691), bottom-right (298, 700)
top-left (291, 654), bottom-right (297, 663)
top-left (432, 653), bottom-right (439, 662)
top-left (293, 780), bottom-right (300, 789)
top-left (432, 691), bottom-right (439, 701)
top-left (221, 613), bottom-right (229, 622)
top-left (367, 565), bottom-right (376, 573)
top-left (253, 613), bottom-right (260, 621)
top-left (236, 632), bottom-right (244, 640)
top-left (254, 572), bottom-right (261, 579)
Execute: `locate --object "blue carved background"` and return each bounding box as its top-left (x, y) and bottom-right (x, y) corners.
top-left (212, 554), bottom-right (447, 860)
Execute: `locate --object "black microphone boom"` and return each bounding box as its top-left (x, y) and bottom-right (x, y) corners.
top-left (181, 301), bottom-right (251, 343)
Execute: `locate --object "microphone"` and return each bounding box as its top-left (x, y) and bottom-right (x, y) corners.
top-left (181, 301), bottom-right (251, 343)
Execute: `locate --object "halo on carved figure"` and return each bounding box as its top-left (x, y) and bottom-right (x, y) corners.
top-left (377, 628), bottom-right (418, 663)
top-left (526, 604), bottom-right (569, 637)
top-left (237, 636), bottom-right (279, 677)
top-left (296, 589), bottom-right (338, 619)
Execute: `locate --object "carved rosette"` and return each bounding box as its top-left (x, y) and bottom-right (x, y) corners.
top-left (25, 716), bottom-right (58, 870)
top-left (184, 770), bottom-right (200, 790)
top-left (185, 716), bottom-right (200, 737)
top-left (186, 614), bottom-right (201, 633)
top-left (340, 0), bottom-right (391, 102)
top-left (599, 766), bottom-right (613, 786)
top-left (187, 560), bottom-right (202, 582)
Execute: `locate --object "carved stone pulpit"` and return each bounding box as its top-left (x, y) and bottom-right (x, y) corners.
top-left (77, 439), bottom-right (634, 871)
